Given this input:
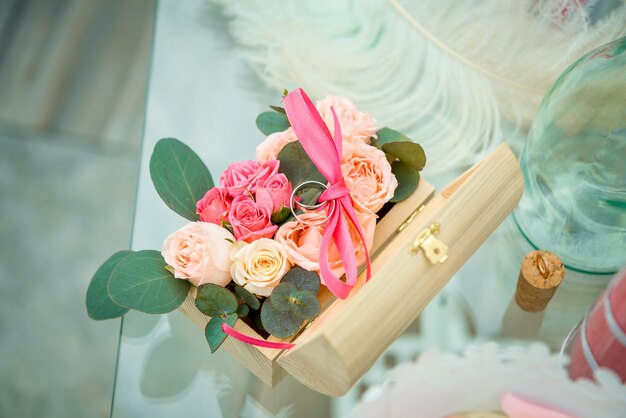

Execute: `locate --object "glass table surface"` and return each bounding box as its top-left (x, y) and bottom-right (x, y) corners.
top-left (109, 1), bottom-right (611, 417)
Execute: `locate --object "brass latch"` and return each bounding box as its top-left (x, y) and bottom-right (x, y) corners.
top-left (409, 223), bottom-right (448, 264)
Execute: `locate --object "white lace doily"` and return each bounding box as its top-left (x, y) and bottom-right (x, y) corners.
top-left (350, 343), bottom-right (626, 418)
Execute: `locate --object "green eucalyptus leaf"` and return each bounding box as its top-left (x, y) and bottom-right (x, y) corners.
top-left (271, 206), bottom-right (291, 224)
top-left (86, 250), bottom-right (133, 320)
top-left (256, 111), bottom-right (290, 135)
top-left (390, 161), bottom-right (421, 203)
top-left (205, 313), bottom-right (238, 353)
top-left (372, 127), bottom-right (412, 149)
top-left (150, 138), bottom-right (214, 221)
top-left (288, 291), bottom-right (320, 319)
top-left (108, 250), bottom-right (190, 314)
top-left (234, 286), bottom-right (260, 310)
top-left (280, 267), bottom-right (321, 294)
top-left (195, 284), bottom-right (238, 317)
top-left (270, 282), bottom-right (320, 319)
top-left (260, 300), bottom-right (303, 339)
top-left (269, 283), bottom-right (298, 312)
top-left (277, 141), bottom-right (327, 187)
top-left (382, 141), bottom-right (426, 171)
top-left (237, 303), bottom-right (250, 318)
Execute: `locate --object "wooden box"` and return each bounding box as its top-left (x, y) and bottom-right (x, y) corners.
top-left (179, 143), bottom-right (523, 395)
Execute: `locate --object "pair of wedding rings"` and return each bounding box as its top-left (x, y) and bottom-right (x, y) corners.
top-left (289, 181), bottom-right (336, 226)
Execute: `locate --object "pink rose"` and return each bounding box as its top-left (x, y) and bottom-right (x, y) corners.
top-left (196, 187), bottom-right (232, 225)
top-left (228, 192), bottom-right (278, 243)
top-left (255, 172), bottom-right (293, 214)
top-left (274, 210), bottom-right (375, 283)
top-left (219, 159), bottom-right (279, 197)
top-left (161, 222), bottom-right (235, 287)
top-left (341, 141), bottom-right (397, 214)
top-left (316, 95), bottom-right (377, 144)
top-left (256, 128), bottom-right (298, 164)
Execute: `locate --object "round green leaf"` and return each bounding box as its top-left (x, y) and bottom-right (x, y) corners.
top-left (390, 161), bottom-right (421, 203)
top-left (86, 250), bottom-right (132, 320)
top-left (288, 291), bottom-right (320, 319)
top-left (270, 283), bottom-right (320, 319)
top-left (234, 285), bottom-right (260, 310)
top-left (205, 313), bottom-right (238, 353)
top-left (256, 111), bottom-right (290, 135)
top-left (280, 267), bottom-right (321, 294)
top-left (108, 250), bottom-right (190, 314)
top-left (195, 284), bottom-right (238, 317)
top-left (372, 127), bottom-right (411, 148)
top-left (277, 141), bottom-right (327, 187)
top-left (269, 283), bottom-right (298, 312)
top-left (382, 141), bottom-right (426, 171)
top-left (236, 303), bottom-right (250, 318)
top-left (150, 138), bottom-right (214, 221)
top-left (260, 300), bottom-right (303, 339)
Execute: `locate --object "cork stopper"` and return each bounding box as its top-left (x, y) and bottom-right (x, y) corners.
top-left (515, 250), bottom-right (564, 312)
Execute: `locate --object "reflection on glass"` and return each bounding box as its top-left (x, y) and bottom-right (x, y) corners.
top-left (515, 37), bottom-right (626, 274)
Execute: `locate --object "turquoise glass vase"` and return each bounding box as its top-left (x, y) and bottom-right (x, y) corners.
top-left (515, 37), bottom-right (626, 274)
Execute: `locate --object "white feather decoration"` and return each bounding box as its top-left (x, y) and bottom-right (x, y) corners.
top-left (209, 0), bottom-right (626, 173)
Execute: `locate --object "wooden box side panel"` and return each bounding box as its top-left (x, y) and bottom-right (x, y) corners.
top-left (279, 144), bottom-right (524, 395)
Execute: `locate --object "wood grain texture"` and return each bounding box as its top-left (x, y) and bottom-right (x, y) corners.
top-left (278, 144), bottom-right (523, 395)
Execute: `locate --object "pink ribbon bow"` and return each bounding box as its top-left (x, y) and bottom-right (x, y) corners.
top-left (283, 88), bottom-right (371, 299)
top-left (222, 89), bottom-right (372, 350)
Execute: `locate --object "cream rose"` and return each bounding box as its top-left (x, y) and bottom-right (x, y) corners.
top-left (230, 238), bottom-right (292, 296)
top-left (274, 210), bottom-right (375, 283)
top-left (341, 141), bottom-right (397, 214)
top-left (161, 222), bottom-right (235, 287)
top-left (316, 95), bottom-right (377, 144)
top-left (256, 128), bottom-right (298, 164)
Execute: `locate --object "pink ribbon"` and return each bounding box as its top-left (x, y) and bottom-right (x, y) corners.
top-left (500, 393), bottom-right (576, 418)
top-left (220, 89), bottom-right (371, 350)
top-left (222, 323), bottom-right (295, 350)
top-left (283, 88), bottom-right (372, 299)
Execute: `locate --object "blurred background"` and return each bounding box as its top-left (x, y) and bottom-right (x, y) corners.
top-left (0, 0), bottom-right (154, 416)
top-left (1, 0), bottom-right (625, 417)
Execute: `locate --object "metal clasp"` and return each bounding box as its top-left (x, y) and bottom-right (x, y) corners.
top-left (409, 223), bottom-right (448, 264)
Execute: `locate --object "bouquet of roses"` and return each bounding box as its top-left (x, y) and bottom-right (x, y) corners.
top-left (86, 89), bottom-right (425, 353)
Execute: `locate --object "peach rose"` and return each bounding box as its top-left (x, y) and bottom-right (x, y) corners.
top-left (274, 210), bottom-right (375, 283)
top-left (161, 222), bottom-right (235, 287)
top-left (219, 159), bottom-right (279, 197)
top-left (228, 193), bottom-right (277, 243)
top-left (230, 238), bottom-right (292, 296)
top-left (316, 95), bottom-right (377, 144)
top-left (341, 141), bottom-right (397, 214)
top-left (196, 187), bottom-right (232, 225)
top-left (256, 128), bottom-right (298, 164)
